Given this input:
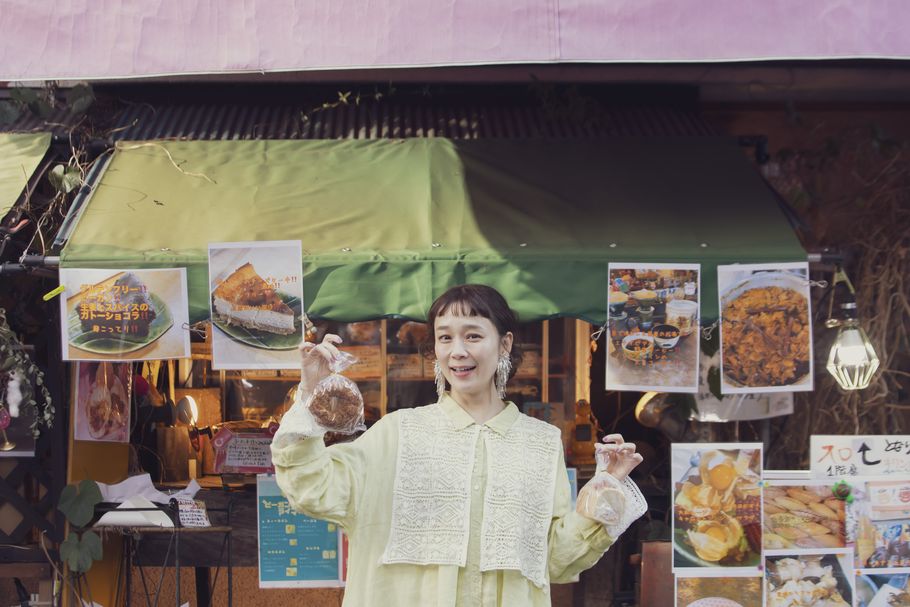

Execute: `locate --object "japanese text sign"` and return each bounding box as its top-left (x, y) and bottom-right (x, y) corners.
top-left (811, 435), bottom-right (910, 479)
top-left (257, 475), bottom-right (345, 588)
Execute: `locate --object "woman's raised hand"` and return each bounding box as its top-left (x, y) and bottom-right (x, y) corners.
top-left (299, 333), bottom-right (342, 393)
top-left (596, 433), bottom-right (643, 481)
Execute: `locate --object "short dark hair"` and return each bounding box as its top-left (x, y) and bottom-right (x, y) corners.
top-left (422, 284), bottom-right (523, 379)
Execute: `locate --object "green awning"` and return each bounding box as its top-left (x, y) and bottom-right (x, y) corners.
top-left (60, 138), bottom-right (805, 324)
top-left (0, 133), bottom-right (51, 217)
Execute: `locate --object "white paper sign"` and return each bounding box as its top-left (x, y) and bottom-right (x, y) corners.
top-left (811, 435), bottom-right (910, 479)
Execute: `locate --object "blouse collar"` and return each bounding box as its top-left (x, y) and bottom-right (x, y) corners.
top-left (438, 393), bottom-right (519, 436)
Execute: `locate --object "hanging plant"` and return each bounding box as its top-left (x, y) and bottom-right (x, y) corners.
top-left (0, 307), bottom-right (54, 438)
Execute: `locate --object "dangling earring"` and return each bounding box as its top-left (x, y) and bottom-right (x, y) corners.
top-left (495, 353), bottom-right (512, 399)
top-left (434, 360), bottom-right (446, 401)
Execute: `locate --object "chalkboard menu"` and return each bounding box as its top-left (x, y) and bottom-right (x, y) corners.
top-left (256, 475), bottom-right (345, 588)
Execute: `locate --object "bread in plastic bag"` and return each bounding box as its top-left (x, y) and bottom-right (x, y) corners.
top-left (305, 350), bottom-right (366, 434)
top-left (576, 446), bottom-right (627, 526)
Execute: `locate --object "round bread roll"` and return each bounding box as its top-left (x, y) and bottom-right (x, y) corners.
top-left (307, 377), bottom-right (364, 433)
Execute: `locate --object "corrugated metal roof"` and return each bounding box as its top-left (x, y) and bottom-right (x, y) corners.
top-left (0, 108), bottom-right (83, 136)
top-left (109, 101), bottom-right (717, 140)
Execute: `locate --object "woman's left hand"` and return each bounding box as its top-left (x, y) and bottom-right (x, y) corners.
top-left (596, 434), bottom-right (643, 481)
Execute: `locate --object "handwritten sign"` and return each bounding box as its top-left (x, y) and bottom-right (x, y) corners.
top-left (257, 475), bottom-right (345, 588)
top-left (176, 497), bottom-right (211, 528)
top-left (213, 426), bottom-right (276, 474)
top-left (810, 435), bottom-right (910, 479)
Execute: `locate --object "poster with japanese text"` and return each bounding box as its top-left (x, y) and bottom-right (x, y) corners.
top-left (208, 241), bottom-right (303, 370)
top-left (606, 263), bottom-right (700, 393)
top-left (764, 550), bottom-right (854, 606)
top-left (718, 262), bottom-right (813, 394)
top-left (672, 443), bottom-right (763, 573)
top-left (73, 362), bottom-right (132, 442)
top-left (59, 268), bottom-right (190, 361)
top-left (257, 475), bottom-right (344, 588)
top-left (674, 571), bottom-right (762, 607)
top-left (810, 435), bottom-right (910, 479)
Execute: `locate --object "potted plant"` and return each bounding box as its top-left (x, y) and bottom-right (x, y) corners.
top-left (57, 479), bottom-right (104, 605)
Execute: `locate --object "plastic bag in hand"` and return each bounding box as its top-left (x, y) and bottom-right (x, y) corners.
top-left (305, 350), bottom-right (366, 434)
top-left (576, 447), bottom-right (627, 526)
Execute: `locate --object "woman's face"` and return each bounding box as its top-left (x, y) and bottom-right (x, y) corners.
top-left (434, 311), bottom-right (512, 400)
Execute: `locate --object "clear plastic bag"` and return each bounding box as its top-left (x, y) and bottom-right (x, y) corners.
top-left (304, 350), bottom-right (366, 434)
top-left (576, 447), bottom-right (627, 526)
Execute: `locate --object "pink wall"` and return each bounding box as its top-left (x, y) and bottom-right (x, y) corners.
top-left (2, 0), bottom-right (908, 81)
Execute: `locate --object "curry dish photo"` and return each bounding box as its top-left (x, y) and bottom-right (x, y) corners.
top-left (722, 286), bottom-right (810, 387)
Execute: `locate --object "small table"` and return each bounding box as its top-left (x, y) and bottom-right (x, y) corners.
top-left (101, 501), bottom-right (234, 607)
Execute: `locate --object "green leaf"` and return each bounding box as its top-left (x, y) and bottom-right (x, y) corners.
top-left (60, 530), bottom-right (102, 573)
top-left (58, 479), bottom-right (102, 527)
top-left (0, 101), bottom-right (22, 125)
top-left (48, 165), bottom-right (82, 194)
top-left (65, 84), bottom-right (95, 114)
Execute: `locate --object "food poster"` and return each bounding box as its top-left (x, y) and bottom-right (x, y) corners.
top-left (675, 571), bottom-right (763, 607)
top-left (850, 478), bottom-right (910, 571)
top-left (208, 241), bottom-right (303, 370)
top-left (606, 263), bottom-right (701, 393)
top-left (855, 572), bottom-right (910, 607)
top-left (672, 443), bottom-right (763, 572)
top-left (718, 262), bottom-right (813, 394)
top-left (762, 481), bottom-right (847, 551)
top-left (763, 551), bottom-right (854, 606)
top-left (73, 362), bottom-right (132, 442)
top-left (59, 268), bottom-right (190, 361)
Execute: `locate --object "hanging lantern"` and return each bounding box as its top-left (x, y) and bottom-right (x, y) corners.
top-left (826, 316), bottom-right (880, 391)
top-left (824, 269), bottom-right (880, 391)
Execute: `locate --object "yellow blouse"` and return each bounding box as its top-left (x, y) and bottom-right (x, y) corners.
top-left (271, 396), bottom-right (633, 607)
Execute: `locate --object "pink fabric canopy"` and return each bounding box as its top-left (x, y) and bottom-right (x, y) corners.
top-left (2, 0), bottom-right (908, 81)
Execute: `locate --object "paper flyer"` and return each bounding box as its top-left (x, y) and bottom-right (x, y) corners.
top-left (717, 262), bottom-right (813, 394)
top-left (257, 475), bottom-right (344, 588)
top-left (208, 241), bottom-right (303, 370)
top-left (606, 263), bottom-right (700, 393)
top-left (59, 268), bottom-right (190, 361)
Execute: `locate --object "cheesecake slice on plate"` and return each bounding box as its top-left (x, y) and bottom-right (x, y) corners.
top-left (212, 262), bottom-right (296, 335)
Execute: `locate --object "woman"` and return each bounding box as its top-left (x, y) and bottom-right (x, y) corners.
top-left (271, 284), bottom-right (646, 606)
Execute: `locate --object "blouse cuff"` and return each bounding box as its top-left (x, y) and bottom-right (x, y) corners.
top-left (603, 476), bottom-right (647, 540)
top-left (270, 431), bottom-right (324, 467)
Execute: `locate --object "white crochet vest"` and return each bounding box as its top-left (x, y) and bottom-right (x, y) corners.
top-left (381, 403), bottom-right (561, 587)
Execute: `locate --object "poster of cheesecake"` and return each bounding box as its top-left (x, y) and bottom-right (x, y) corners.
top-left (718, 262), bottom-right (813, 394)
top-left (208, 241), bottom-right (303, 370)
top-left (606, 263), bottom-right (700, 393)
top-left (59, 268), bottom-right (190, 361)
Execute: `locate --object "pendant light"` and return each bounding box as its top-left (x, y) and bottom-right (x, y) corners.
top-left (824, 267), bottom-right (879, 391)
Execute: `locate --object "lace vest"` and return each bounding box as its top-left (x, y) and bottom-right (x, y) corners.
top-left (381, 404), bottom-right (562, 587)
